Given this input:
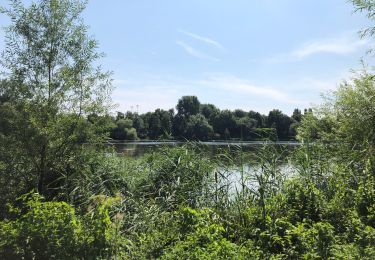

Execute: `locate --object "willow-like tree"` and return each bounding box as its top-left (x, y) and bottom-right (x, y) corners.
top-left (0, 0), bottom-right (113, 202)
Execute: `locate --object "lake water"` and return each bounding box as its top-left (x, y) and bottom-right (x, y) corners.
top-left (110, 141), bottom-right (298, 195)
top-left (110, 140), bottom-right (301, 157)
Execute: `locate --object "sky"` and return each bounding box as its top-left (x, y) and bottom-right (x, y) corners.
top-left (0, 0), bottom-right (374, 115)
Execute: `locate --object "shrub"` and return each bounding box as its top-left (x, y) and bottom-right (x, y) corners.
top-left (0, 193), bottom-right (82, 259)
top-left (0, 193), bottom-right (128, 259)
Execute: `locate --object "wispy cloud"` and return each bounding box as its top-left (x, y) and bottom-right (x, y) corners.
top-left (112, 79), bottom-right (185, 113)
top-left (197, 75), bottom-right (303, 105)
top-left (176, 40), bottom-right (220, 61)
top-left (112, 73), bottom-right (345, 115)
top-left (292, 37), bottom-right (368, 58)
top-left (263, 33), bottom-right (368, 64)
top-left (178, 29), bottom-right (224, 50)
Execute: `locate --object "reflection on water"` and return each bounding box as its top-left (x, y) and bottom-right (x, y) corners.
top-left (217, 164), bottom-right (296, 196)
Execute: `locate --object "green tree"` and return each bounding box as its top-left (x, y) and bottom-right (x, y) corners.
top-left (267, 109), bottom-right (293, 140)
top-left (351, 0), bottom-right (375, 52)
top-left (0, 0), bottom-right (113, 202)
top-left (249, 110), bottom-right (266, 128)
top-left (111, 118), bottom-right (137, 140)
top-left (292, 108), bottom-right (303, 122)
top-left (213, 110), bottom-right (236, 139)
top-left (200, 103), bottom-right (220, 125)
top-left (156, 109), bottom-right (173, 138)
top-left (133, 115), bottom-right (147, 139)
top-left (236, 117), bottom-right (257, 140)
top-left (298, 71), bottom-right (375, 169)
top-left (149, 112), bottom-right (162, 139)
top-left (184, 114), bottom-right (214, 141)
top-left (176, 96), bottom-right (200, 117)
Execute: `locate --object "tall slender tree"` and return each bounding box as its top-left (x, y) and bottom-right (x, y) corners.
top-left (0, 0), bottom-right (113, 199)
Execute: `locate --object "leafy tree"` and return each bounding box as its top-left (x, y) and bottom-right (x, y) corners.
top-left (213, 110), bottom-right (236, 139)
top-left (235, 117), bottom-right (257, 140)
top-left (142, 109), bottom-right (172, 139)
top-left (267, 109), bottom-right (293, 140)
top-left (148, 113), bottom-right (162, 139)
top-left (116, 112), bottom-right (125, 121)
top-left (233, 109), bottom-right (247, 118)
top-left (184, 114), bottom-right (214, 141)
top-left (133, 115), bottom-right (147, 139)
top-left (157, 109), bottom-right (173, 138)
top-left (173, 96), bottom-right (201, 138)
top-left (351, 0), bottom-right (375, 52)
top-left (249, 110), bottom-right (266, 127)
top-left (0, 0), bottom-right (113, 201)
top-left (200, 103), bottom-right (220, 125)
top-left (111, 118), bottom-right (137, 140)
top-left (176, 96), bottom-right (200, 117)
top-left (292, 108), bottom-right (303, 122)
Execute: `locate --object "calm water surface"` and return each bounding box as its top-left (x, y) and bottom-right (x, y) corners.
top-left (110, 141), bottom-right (301, 157)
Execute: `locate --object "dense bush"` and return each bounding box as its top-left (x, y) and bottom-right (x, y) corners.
top-left (0, 193), bottom-right (127, 259)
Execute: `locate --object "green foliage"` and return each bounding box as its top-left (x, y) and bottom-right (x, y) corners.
top-left (0, 193), bottom-right (128, 259)
top-left (356, 175), bottom-right (375, 226)
top-left (297, 71), bottom-right (375, 163)
top-left (0, 193), bottom-right (82, 259)
top-left (162, 207), bottom-right (241, 259)
top-left (267, 109), bottom-right (294, 140)
top-left (282, 179), bottom-right (325, 223)
top-left (351, 0), bottom-right (375, 48)
top-left (0, 0), bottom-right (113, 204)
top-left (111, 118), bottom-right (138, 140)
top-left (176, 96), bottom-right (201, 117)
top-left (184, 114), bottom-right (214, 140)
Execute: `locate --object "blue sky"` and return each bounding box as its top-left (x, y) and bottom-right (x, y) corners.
top-left (1, 0), bottom-right (374, 115)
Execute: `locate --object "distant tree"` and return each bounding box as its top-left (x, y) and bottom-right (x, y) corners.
top-left (133, 116), bottom-right (147, 139)
top-left (176, 96), bottom-right (200, 117)
top-left (213, 110), bottom-right (236, 139)
top-left (158, 109), bottom-right (173, 138)
top-left (125, 111), bottom-right (136, 121)
top-left (116, 112), bottom-right (125, 121)
top-left (140, 109), bottom-right (173, 139)
top-left (125, 127), bottom-right (138, 140)
top-left (149, 113), bottom-right (162, 139)
top-left (200, 103), bottom-right (220, 125)
top-left (184, 114), bottom-right (214, 141)
top-left (292, 108), bottom-right (303, 122)
top-left (248, 110), bottom-right (266, 128)
top-left (111, 118), bottom-right (137, 140)
top-left (267, 109), bottom-right (293, 140)
top-left (173, 96), bottom-right (201, 138)
top-left (234, 109), bottom-right (247, 118)
top-left (236, 117), bottom-right (257, 140)
top-left (87, 113), bottom-right (116, 137)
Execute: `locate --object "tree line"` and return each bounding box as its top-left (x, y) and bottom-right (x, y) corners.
top-left (107, 96), bottom-right (310, 141)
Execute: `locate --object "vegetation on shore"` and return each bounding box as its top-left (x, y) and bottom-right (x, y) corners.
top-left (107, 96), bottom-right (307, 141)
top-left (1, 0), bottom-right (375, 259)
